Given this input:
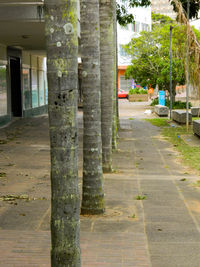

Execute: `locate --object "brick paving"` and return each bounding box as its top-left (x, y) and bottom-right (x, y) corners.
top-left (0, 109), bottom-right (151, 266)
top-left (0, 230), bottom-right (150, 267)
top-left (1, 101), bottom-right (199, 266)
top-left (0, 230), bottom-right (50, 267)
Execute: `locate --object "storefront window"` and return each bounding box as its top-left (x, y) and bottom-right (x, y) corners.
top-left (32, 69), bottom-right (38, 108)
top-left (22, 68), bottom-right (31, 109)
top-left (39, 70), bottom-right (45, 106)
top-left (0, 65), bottom-right (7, 116)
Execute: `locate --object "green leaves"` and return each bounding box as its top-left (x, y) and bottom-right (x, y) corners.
top-left (117, 0), bottom-right (151, 26)
top-left (170, 0), bottom-right (200, 20)
top-left (124, 21), bottom-right (188, 90)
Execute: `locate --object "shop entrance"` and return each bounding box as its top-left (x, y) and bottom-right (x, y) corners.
top-left (10, 57), bottom-right (22, 117)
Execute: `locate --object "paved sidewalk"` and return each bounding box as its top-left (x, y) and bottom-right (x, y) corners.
top-left (0, 100), bottom-right (199, 266)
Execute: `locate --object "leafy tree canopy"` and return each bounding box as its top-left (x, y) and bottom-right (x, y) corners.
top-left (152, 12), bottom-right (174, 24)
top-left (124, 19), bottom-right (186, 93)
top-left (117, 0), bottom-right (151, 26)
top-left (117, 1), bottom-right (200, 26)
top-left (170, 0), bottom-right (200, 20)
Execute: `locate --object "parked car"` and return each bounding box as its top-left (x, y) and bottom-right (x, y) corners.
top-left (118, 89), bottom-right (128, 99)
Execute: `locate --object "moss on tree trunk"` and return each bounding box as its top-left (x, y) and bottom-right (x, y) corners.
top-left (80, 0), bottom-right (105, 215)
top-left (100, 0), bottom-right (116, 171)
top-left (44, 0), bottom-right (81, 266)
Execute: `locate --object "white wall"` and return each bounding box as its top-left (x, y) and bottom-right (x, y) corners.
top-left (117, 6), bottom-right (152, 66)
top-left (190, 12), bottom-right (200, 30)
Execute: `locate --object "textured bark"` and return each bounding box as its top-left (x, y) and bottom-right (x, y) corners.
top-left (115, 25), bottom-right (120, 130)
top-left (44, 1), bottom-right (81, 266)
top-left (100, 0), bottom-right (116, 172)
top-left (172, 82), bottom-right (177, 103)
top-left (80, 0), bottom-right (105, 214)
top-left (112, 1), bottom-right (118, 151)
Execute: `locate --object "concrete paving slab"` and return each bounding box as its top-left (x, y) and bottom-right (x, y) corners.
top-left (0, 101), bottom-right (199, 266)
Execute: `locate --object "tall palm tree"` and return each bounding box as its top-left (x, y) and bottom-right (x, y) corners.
top-left (80, 0), bottom-right (105, 214)
top-left (100, 0), bottom-right (117, 172)
top-left (44, 1), bottom-right (81, 265)
top-left (112, 0), bottom-right (118, 151)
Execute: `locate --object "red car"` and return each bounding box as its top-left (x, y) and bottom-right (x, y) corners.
top-left (118, 89), bottom-right (128, 99)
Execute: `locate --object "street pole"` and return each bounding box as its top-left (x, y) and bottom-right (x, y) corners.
top-left (186, 0), bottom-right (190, 131)
top-left (170, 25), bottom-right (173, 119)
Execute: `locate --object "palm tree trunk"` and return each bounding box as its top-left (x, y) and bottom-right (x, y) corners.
top-left (100, 0), bottom-right (116, 172)
top-left (112, 0), bottom-right (118, 150)
top-left (80, 0), bottom-right (105, 215)
top-left (172, 82), bottom-right (177, 103)
top-left (44, 1), bottom-right (81, 266)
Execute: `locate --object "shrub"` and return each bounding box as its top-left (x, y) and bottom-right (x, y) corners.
top-left (150, 98), bottom-right (192, 109)
top-left (129, 88), bottom-right (148, 95)
top-left (140, 89), bottom-right (148, 94)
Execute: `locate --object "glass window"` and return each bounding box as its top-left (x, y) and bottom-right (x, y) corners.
top-left (39, 70), bottom-right (45, 106)
top-left (119, 45), bottom-right (127, 57)
top-left (119, 76), bottom-right (132, 91)
top-left (141, 23), bottom-right (150, 32)
top-left (0, 65), bottom-right (7, 116)
top-left (31, 69), bottom-right (38, 108)
top-left (132, 21), bottom-right (140, 33)
top-left (120, 24), bottom-right (129, 31)
top-left (44, 71), bottom-right (48, 104)
top-left (22, 68), bottom-right (31, 110)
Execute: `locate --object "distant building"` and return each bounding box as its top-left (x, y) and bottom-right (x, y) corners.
top-left (151, 0), bottom-right (200, 29)
top-left (0, 0), bottom-right (80, 126)
top-left (117, 6), bottom-right (151, 91)
top-left (151, 0), bottom-right (176, 19)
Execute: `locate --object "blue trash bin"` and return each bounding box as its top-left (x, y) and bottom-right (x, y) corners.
top-left (159, 91), bottom-right (165, 106)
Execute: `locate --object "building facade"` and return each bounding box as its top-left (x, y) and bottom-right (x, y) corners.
top-left (151, 0), bottom-right (176, 19)
top-left (117, 6), bottom-right (152, 91)
top-left (0, 0), bottom-right (47, 126)
top-left (0, 0), bottom-right (80, 126)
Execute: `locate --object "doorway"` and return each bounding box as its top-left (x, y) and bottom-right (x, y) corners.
top-left (10, 57), bottom-right (22, 117)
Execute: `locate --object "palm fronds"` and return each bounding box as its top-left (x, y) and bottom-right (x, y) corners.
top-left (170, 0), bottom-right (200, 94)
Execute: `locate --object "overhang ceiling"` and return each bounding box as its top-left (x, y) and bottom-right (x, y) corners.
top-left (0, 21), bottom-right (45, 50)
top-left (0, 1), bottom-right (45, 51)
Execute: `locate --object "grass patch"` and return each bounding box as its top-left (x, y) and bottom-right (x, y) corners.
top-left (129, 214), bottom-right (136, 219)
top-left (135, 195), bottom-right (146, 200)
top-left (162, 124), bottom-right (200, 173)
top-left (193, 117), bottom-right (200, 121)
top-left (146, 119), bottom-right (200, 174)
top-left (180, 178), bottom-right (187, 181)
top-left (129, 118), bottom-right (134, 120)
top-left (145, 118), bottom-right (169, 127)
top-left (193, 180), bottom-right (200, 187)
top-left (0, 140), bottom-right (7, 144)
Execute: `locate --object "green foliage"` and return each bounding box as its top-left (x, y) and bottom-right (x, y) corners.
top-left (150, 98), bottom-right (192, 109)
top-left (152, 12), bottom-right (174, 24)
top-left (117, 1), bottom-right (200, 26)
top-left (135, 195), bottom-right (146, 200)
top-left (0, 172), bottom-right (6, 177)
top-left (117, 0), bottom-right (151, 26)
top-left (124, 22), bottom-right (186, 92)
top-left (170, 0), bottom-right (200, 20)
top-left (192, 26), bottom-right (200, 42)
top-left (128, 88), bottom-right (147, 94)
